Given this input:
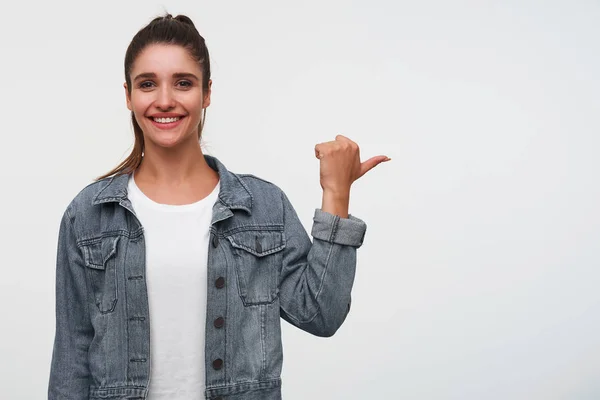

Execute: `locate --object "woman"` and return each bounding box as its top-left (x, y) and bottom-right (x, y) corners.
top-left (48, 13), bottom-right (389, 400)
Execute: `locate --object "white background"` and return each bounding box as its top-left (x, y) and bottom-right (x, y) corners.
top-left (1, 1), bottom-right (599, 399)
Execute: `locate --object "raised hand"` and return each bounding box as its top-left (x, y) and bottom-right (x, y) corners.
top-left (314, 134), bottom-right (390, 218)
top-left (314, 134), bottom-right (391, 195)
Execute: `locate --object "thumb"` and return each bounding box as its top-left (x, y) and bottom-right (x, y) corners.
top-left (359, 155), bottom-right (391, 178)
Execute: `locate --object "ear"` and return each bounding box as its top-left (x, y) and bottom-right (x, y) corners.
top-left (203, 79), bottom-right (212, 108)
top-left (124, 83), bottom-right (132, 111)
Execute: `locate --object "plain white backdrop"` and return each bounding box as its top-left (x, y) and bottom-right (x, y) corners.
top-left (1, 0), bottom-right (599, 399)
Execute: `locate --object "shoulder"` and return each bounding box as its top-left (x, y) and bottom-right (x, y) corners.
top-left (235, 172), bottom-right (284, 197)
top-left (63, 176), bottom-right (115, 220)
top-left (231, 172), bottom-right (291, 212)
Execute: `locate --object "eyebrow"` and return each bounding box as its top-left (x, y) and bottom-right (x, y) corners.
top-left (133, 72), bottom-right (200, 82)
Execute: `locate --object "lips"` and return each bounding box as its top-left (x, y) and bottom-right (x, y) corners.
top-left (148, 115), bottom-right (186, 130)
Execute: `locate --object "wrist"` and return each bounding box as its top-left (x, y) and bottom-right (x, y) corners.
top-left (321, 189), bottom-right (350, 219)
top-left (322, 187), bottom-right (350, 200)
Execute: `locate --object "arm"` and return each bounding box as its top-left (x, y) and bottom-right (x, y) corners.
top-left (321, 188), bottom-right (350, 219)
top-left (278, 190), bottom-right (367, 337)
top-left (48, 207), bottom-right (93, 399)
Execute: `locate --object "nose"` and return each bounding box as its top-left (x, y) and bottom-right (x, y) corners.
top-left (155, 86), bottom-right (176, 110)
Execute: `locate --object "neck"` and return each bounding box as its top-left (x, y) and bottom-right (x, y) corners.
top-left (134, 140), bottom-right (216, 188)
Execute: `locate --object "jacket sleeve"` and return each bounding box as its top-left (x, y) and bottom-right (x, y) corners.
top-left (48, 207), bottom-right (93, 399)
top-left (278, 190), bottom-right (367, 337)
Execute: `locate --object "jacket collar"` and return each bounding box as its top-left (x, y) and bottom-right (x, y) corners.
top-left (91, 154), bottom-right (253, 215)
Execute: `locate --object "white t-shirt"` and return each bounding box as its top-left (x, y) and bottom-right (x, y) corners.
top-left (127, 172), bottom-right (220, 399)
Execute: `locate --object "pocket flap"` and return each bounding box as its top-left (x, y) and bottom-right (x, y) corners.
top-left (80, 236), bottom-right (120, 270)
top-left (226, 230), bottom-right (285, 257)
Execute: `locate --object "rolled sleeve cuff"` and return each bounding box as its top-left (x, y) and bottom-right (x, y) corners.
top-left (311, 208), bottom-right (367, 247)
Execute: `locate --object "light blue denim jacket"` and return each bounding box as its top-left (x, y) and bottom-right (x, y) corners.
top-left (48, 154), bottom-right (367, 400)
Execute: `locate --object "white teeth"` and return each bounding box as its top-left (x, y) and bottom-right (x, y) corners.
top-left (153, 117), bottom-right (181, 123)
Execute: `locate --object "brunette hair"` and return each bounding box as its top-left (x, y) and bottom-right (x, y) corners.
top-left (95, 13), bottom-right (211, 181)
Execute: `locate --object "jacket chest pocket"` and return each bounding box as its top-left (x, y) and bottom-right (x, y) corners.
top-left (226, 229), bottom-right (286, 306)
top-left (80, 235), bottom-right (120, 314)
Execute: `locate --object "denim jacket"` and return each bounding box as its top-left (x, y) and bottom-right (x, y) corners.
top-left (48, 154), bottom-right (367, 400)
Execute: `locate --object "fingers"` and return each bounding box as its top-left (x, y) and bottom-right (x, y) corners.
top-left (315, 135), bottom-right (391, 168)
top-left (335, 134), bottom-right (354, 144)
top-left (315, 134), bottom-right (359, 160)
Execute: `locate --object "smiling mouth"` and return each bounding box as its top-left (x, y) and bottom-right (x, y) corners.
top-left (147, 116), bottom-right (186, 130)
top-left (150, 116), bottom-right (183, 124)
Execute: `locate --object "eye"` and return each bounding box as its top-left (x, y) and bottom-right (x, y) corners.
top-left (177, 80), bottom-right (192, 88)
top-left (139, 81), bottom-right (154, 89)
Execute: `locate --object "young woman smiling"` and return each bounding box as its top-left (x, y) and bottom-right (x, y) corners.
top-left (48, 13), bottom-right (390, 400)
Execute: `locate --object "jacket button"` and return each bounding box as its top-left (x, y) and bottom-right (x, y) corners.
top-left (214, 316), bottom-right (225, 328)
top-left (212, 358), bottom-right (223, 370)
top-left (215, 277), bottom-right (225, 289)
top-left (212, 235), bottom-right (219, 248)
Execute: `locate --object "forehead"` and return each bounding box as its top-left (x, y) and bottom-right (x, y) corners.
top-left (132, 43), bottom-right (200, 75)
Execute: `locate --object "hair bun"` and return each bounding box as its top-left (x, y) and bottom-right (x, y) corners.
top-left (174, 15), bottom-right (195, 27)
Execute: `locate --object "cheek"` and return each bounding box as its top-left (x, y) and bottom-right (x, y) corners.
top-left (131, 89), bottom-right (152, 104)
top-left (131, 98), bottom-right (151, 117)
top-left (186, 92), bottom-right (205, 109)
